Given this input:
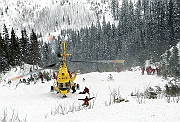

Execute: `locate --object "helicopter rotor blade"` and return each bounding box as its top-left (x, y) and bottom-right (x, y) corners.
top-left (44, 63), bottom-right (56, 68)
top-left (9, 63), bottom-right (56, 81)
top-left (70, 60), bottom-right (125, 64)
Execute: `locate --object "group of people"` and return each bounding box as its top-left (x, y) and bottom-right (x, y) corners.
top-left (141, 66), bottom-right (160, 75)
top-left (78, 87), bottom-right (95, 106)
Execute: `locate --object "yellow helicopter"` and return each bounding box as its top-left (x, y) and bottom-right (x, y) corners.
top-left (9, 41), bottom-right (125, 98)
top-left (50, 42), bottom-right (79, 97)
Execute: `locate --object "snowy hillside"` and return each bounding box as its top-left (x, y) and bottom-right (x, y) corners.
top-left (1, 66), bottom-right (180, 122)
top-left (0, 0), bottom-right (117, 36)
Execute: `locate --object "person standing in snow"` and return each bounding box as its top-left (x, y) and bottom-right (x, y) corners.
top-left (78, 96), bottom-right (95, 106)
top-left (156, 67), bottom-right (161, 75)
top-left (146, 66), bottom-right (152, 75)
top-left (39, 73), bottom-right (44, 83)
top-left (53, 72), bottom-right (57, 80)
top-left (149, 66), bottom-right (152, 75)
top-left (141, 67), bottom-right (145, 75)
top-left (117, 67), bottom-right (120, 73)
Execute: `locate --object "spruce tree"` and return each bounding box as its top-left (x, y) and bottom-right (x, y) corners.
top-left (29, 29), bottom-right (41, 68)
top-left (20, 29), bottom-right (30, 63)
top-left (168, 0), bottom-right (175, 48)
top-left (2, 24), bottom-right (10, 67)
top-left (41, 42), bottom-right (51, 67)
top-left (0, 33), bottom-right (4, 73)
top-left (0, 33), bottom-right (8, 73)
top-left (171, 46), bottom-right (180, 79)
top-left (9, 28), bottom-right (20, 67)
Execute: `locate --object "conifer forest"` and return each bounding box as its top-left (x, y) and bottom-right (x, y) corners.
top-left (0, 0), bottom-right (179, 79)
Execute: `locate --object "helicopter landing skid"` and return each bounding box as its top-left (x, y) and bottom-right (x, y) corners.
top-left (62, 95), bottom-right (67, 98)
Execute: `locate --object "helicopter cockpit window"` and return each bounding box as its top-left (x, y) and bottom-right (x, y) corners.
top-left (65, 82), bottom-right (69, 87)
top-left (58, 83), bottom-right (63, 88)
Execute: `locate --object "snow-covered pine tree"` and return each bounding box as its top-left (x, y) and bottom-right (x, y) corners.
top-left (29, 29), bottom-right (41, 68)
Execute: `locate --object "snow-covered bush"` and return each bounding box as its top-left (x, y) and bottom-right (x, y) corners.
top-left (164, 81), bottom-right (180, 97)
top-left (107, 74), bottom-right (114, 81)
top-left (105, 86), bottom-right (128, 106)
top-left (0, 108), bottom-right (27, 122)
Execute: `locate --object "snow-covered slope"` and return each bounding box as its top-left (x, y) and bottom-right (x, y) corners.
top-left (0, 0), bottom-right (116, 36)
top-left (1, 67), bottom-right (180, 122)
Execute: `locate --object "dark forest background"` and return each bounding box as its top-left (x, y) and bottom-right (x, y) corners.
top-left (0, 0), bottom-right (179, 79)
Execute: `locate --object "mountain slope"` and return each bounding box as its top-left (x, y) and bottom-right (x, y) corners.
top-left (0, 0), bottom-right (115, 36)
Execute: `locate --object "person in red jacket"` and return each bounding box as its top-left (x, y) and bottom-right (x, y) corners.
top-left (141, 67), bottom-right (145, 75)
top-left (39, 73), bottom-right (44, 83)
top-left (79, 87), bottom-right (90, 94)
top-left (78, 96), bottom-right (95, 106)
top-left (53, 72), bottom-right (57, 80)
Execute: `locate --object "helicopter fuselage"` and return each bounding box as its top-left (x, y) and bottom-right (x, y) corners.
top-left (51, 42), bottom-right (77, 97)
top-left (53, 62), bottom-right (77, 97)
